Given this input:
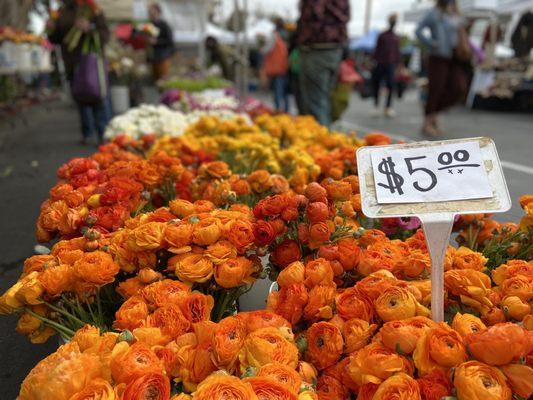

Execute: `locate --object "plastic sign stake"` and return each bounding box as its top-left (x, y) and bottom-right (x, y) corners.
top-left (357, 137), bottom-right (511, 321)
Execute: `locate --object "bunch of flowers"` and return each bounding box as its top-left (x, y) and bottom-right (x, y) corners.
top-left (137, 22), bottom-right (160, 37)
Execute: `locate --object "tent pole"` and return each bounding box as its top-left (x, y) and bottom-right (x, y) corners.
top-left (242, 0), bottom-right (249, 102)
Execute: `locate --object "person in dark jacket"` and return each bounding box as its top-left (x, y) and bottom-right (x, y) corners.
top-left (148, 3), bottom-right (175, 81)
top-left (47, 0), bottom-right (110, 145)
top-left (372, 13), bottom-right (401, 118)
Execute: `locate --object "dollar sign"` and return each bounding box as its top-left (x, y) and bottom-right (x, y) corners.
top-left (377, 157), bottom-right (405, 195)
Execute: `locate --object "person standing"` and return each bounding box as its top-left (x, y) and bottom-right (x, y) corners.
top-left (261, 23), bottom-right (289, 112)
top-left (47, 0), bottom-right (110, 145)
top-left (296, 0), bottom-right (350, 126)
top-left (148, 3), bottom-right (175, 81)
top-left (372, 14), bottom-right (401, 118)
top-left (416, 0), bottom-right (468, 136)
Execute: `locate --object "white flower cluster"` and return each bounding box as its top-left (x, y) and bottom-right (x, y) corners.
top-left (104, 104), bottom-right (250, 140)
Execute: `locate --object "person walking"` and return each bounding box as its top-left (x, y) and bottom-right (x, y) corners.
top-left (372, 14), bottom-right (401, 118)
top-left (416, 0), bottom-right (469, 137)
top-left (47, 0), bottom-right (110, 145)
top-left (261, 23), bottom-right (289, 112)
top-left (296, 0), bottom-right (350, 126)
top-left (148, 3), bottom-right (175, 81)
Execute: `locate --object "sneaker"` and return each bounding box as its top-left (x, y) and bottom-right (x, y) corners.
top-left (384, 108), bottom-right (396, 118)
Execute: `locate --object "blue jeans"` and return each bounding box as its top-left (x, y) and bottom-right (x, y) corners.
top-left (78, 98), bottom-right (111, 139)
top-left (299, 47), bottom-right (343, 127)
top-left (271, 75), bottom-right (289, 112)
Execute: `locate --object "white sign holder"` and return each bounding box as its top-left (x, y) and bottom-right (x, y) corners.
top-left (357, 137), bottom-right (511, 321)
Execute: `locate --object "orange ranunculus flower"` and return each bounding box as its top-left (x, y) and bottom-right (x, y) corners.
top-left (451, 312), bottom-right (487, 338)
top-left (69, 378), bottom-right (116, 400)
top-left (149, 303), bottom-right (191, 339)
top-left (379, 317), bottom-right (436, 355)
top-left (122, 372), bottom-right (170, 400)
top-left (335, 287), bottom-right (374, 322)
top-left (452, 246), bottom-right (488, 271)
top-left (297, 361), bottom-right (317, 384)
top-left (454, 361), bottom-right (512, 400)
top-left (176, 342), bottom-right (217, 391)
top-left (238, 310), bottom-right (291, 334)
top-left (194, 374), bottom-right (258, 400)
top-left (141, 279), bottom-right (190, 308)
top-left (163, 223), bottom-right (194, 254)
top-left (248, 170), bottom-right (272, 193)
top-left (316, 374), bottom-right (349, 400)
top-left (191, 217), bottom-right (222, 246)
top-left (137, 268), bottom-right (162, 284)
top-left (245, 376), bottom-right (298, 400)
top-left (170, 253), bottom-right (214, 284)
top-left (500, 363), bottom-right (533, 399)
top-left (133, 327), bottom-right (171, 347)
top-left (372, 373), bottom-right (421, 400)
top-left (267, 283), bottom-right (309, 325)
top-left (257, 363), bottom-right (302, 394)
top-left (170, 394), bottom-right (192, 400)
top-left (169, 199), bottom-right (195, 218)
top-left (212, 316), bottom-right (247, 369)
top-left (416, 370), bottom-right (452, 400)
top-left (502, 295), bottom-right (531, 320)
top-left (444, 269), bottom-right (493, 314)
top-left (492, 260), bottom-right (533, 285)
top-left (482, 307), bottom-right (507, 326)
top-left (271, 240), bottom-right (302, 268)
top-left (413, 322), bottom-right (467, 376)
top-left (305, 322), bottom-right (344, 370)
top-left (178, 292), bottom-right (214, 324)
top-left (303, 285), bottom-right (336, 321)
top-left (205, 240), bottom-right (237, 265)
top-left (357, 248), bottom-right (395, 276)
top-left (308, 221), bottom-right (334, 246)
top-left (74, 251), bottom-right (119, 286)
top-left (38, 264), bottom-right (74, 296)
top-left (396, 249), bottom-right (430, 278)
top-left (114, 295), bottom-right (149, 331)
top-left (111, 342), bottom-right (165, 385)
top-left (304, 258), bottom-right (334, 288)
top-left (18, 342), bottom-right (106, 400)
top-left (523, 313), bottom-right (533, 330)
top-left (324, 180), bottom-right (352, 201)
top-left (269, 174), bottom-right (290, 194)
top-left (343, 318), bottom-right (377, 353)
top-left (337, 238), bottom-right (361, 271)
top-left (225, 219), bottom-right (255, 253)
top-left (353, 274), bottom-right (397, 301)
top-left (215, 257), bottom-right (255, 288)
top-left (231, 178), bottom-right (251, 196)
top-left (465, 322), bottom-right (530, 366)
top-left (239, 327), bottom-right (299, 372)
top-left (277, 261), bottom-right (305, 288)
top-left (199, 161), bottom-right (231, 179)
top-left (375, 286), bottom-right (429, 322)
top-left (348, 342), bottom-right (412, 386)
top-left (500, 275), bottom-right (533, 303)
top-left (23, 254), bottom-right (56, 275)
top-left (357, 383), bottom-right (379, 400)
top-left (127, 222), bottom-right (166, 251)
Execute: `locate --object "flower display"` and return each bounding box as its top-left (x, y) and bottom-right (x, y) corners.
top-left (2, 105), bottom-right (532, 398)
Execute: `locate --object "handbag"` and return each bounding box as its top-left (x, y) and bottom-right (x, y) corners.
top-left (71, 33), bottom-right (108, 104)
top-left (454, 26), bottom-right (472, 63)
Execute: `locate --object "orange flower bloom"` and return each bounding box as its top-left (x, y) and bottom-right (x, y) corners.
top-left (238, 310), bottom-right (291, 334)
top-left (23, 255), bottom-right (56, 275)
top-left (205, 240), bottom-right (237, 265)
top-left (141, 279), bottom-right (190, 308)
top-left (454, 361), bottom-right (512, 400)
top-left (73, 251), bottom-right (119, 286)
top-left (127, 222), bottom-right (166, 251)
top-left (114, 296), bottom-right (149, 331)
top-left (69, 378), bottom-right (116, 400)
top-left (257, 363), bottom-right (302, 394)
top-left (304, 182), bottom-right (328, 203)
top-left (199, 161), bottom-right (231, 179)
top-left (375, 286), bottom-right (429, 322)
top-left (379, 317), bottom-right (436, 355)
top-left (38, 264), bottom-right (74, 296)
top-left (194, 374), bottom-right (258, 400)
top-left (342, 318), bottom-right (377, 353)
top-left (149, 303), bottom-right (191, 339)
top-left (192, 217), bottom-right (222, 246)
top-left (225, 219), bottom-right (255, 253)
top-left (212, 316), bottom-right (247, 369)
top-left (215, 257), bottom-right (254, 288)
top-left (451, 312), bottom-right (487, 339)
top-left (335, 287), bottom-right (374, 322)
top-left (267, 283), bottom-right (309, 325)
top-left (416, 370), bottom-right (452, 400)
top-left (248, 170), bottom-right (272, 193)
top-left (245, 376), bottom-right (298, 400)
top-left (123, 373), bottom-right (170, 400)
top-left (304, 258), bottom-right (334, 288)
top-left (372, 373), bottom-right (421, 400)
top-left (239, 327), bottom-right (299, 371)
top-left (305, 322), bottom-right (344, 370)
top-left (304, 285), bottom-right (336, 321)
top-left (271, 240), bottom-right (302, 269)
top-left (348, 342), bottom-right (412, 386)
top-left (169, 253), bottom-right (214, 284)
top-left (465, 322), bottom-right (530, 366)
top-left (316, 374), bottom-right (349, 400)
top-left (500, 275), bottom-right (533, 303)
top-left (169, 199), bottom-right (196, 218)
top-left (176, 342), bottom-right (217, 391)
top-left (337, 238), bottom-right (361, 271)
top-left (500, 363), bottom-right (533, 399)
top-left (452, 246), bottom-right (487, 271)
top-left (178, 292), bottom-right (214, 324)
top-left (444, 269), bottom-right (493, 314)
top-left (111, 342), bottom-right (165, 384)
top-left (492, 259), bottom-right (533, 285)
top-left (357, 383), bottom-right (379, 400)
top-left (277, 261), bottom-right (305, 288)
top-left (164, 223), bottom-right (194, 253)
top-left (308, 221), bottom-right (334, 246)
top-left (413, 322), bottom-right (467, 376)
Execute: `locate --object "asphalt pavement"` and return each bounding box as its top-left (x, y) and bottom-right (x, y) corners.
top-left (0, 92), bottom-right (532, 396)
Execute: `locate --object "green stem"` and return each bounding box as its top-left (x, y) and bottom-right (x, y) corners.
top-left (43, 300), bottom-right (86, 327)
top-left (25, 308), bottom-right (76, 337)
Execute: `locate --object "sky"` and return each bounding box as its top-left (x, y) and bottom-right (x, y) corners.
top-left (221, 0), bottom-right (418, 36)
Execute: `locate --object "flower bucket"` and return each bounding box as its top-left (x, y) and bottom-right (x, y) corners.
top-left (110, 85), bottom-right (130, 114)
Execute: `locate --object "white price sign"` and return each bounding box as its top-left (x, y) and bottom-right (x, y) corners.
top-left (370, 141), bottom-right (492, 204)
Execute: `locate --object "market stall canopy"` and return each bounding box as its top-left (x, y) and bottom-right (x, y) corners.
top-left (498, 0), bottom-right (533, 14)
top-left (349, 30), bottom-right (379, 52)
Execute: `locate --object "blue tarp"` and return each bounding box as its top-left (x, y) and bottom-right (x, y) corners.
top-left (349, 30), bottom-right (379, 52)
